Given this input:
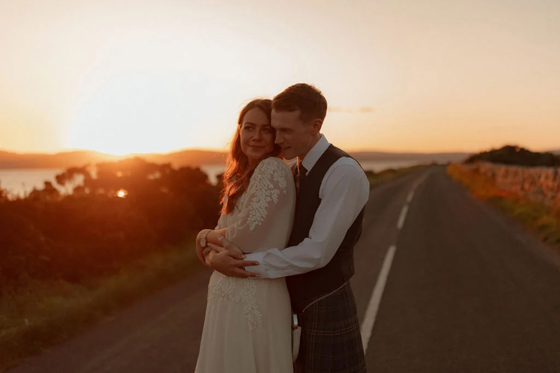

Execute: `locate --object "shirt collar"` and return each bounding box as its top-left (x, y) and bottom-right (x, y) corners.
top-left (300, 134), bottom-right (330, 174)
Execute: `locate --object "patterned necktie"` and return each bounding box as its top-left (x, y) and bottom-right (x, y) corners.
top-left (295, 162), bottom-right (307, 194)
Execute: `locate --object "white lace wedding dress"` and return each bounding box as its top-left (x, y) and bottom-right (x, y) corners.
top-left (195, 157), bottom-right (296, 373)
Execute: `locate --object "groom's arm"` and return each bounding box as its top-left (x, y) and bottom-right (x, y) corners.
top-left (244, 159), bottom-right (369, 279)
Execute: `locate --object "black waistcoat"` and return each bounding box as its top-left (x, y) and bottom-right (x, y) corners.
top-left (286, 144), bottom-right (366, 313)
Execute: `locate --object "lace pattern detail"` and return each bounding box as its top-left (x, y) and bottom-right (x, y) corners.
top-left (247, 158), bottom-right (288, 231)
top-left (208, 274), bottom-right (262, 330)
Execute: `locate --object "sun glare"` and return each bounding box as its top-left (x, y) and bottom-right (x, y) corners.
top-left (65, 70), bottom-right (254, 155)
top-left (2, 1), bottom-right (560, 154)
top-left (117, 189), bottom-right (128, 198)
top-left (61, 29), bottom-right (292, 156)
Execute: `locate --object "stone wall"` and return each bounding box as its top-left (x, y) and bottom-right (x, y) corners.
top-left (456, 162), bottom-right (560, 208)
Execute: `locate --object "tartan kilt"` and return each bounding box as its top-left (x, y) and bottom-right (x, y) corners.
top-left (294, 282), bottom-right (366, 373)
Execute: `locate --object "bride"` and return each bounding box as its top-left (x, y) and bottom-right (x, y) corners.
top-left (194, 98), bottom-right (296, 372)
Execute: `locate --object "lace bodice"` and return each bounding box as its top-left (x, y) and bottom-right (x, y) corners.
top-left (208, 157), bottom-right (296, 329)
top-left (217, 157), bottom-right (296, 253)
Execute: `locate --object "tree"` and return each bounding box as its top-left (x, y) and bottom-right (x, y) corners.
top-left (464, 145), bottom-right (560, 167)
top-left (28, 181), bottom-right (61, 201)
top-left (55, 166), bottom-right (91, 194)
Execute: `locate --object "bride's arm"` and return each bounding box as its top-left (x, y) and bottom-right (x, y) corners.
top-left (222, 158), bottom-right (294, 251)
top-left (197, 228), bottom-right (242, 266)
top-left (199, 158), bottom-right (295, 269)
top-left (198, 228), bottom-right (244, 258)
top-left (206, 228), bottom-right (227, 245)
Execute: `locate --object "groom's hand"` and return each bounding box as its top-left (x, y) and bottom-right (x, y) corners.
top-left (206, 246), bottom-right (259, 278)
top-left (217, 236), bottom-right (244, 256)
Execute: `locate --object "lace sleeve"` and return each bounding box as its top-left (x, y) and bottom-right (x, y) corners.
top-left (225, 157), bottom-right (295, 252)
top-left (215, 214), bottom-right (225, 230)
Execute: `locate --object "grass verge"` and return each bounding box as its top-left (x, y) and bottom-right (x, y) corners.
top-left (447, 163), bottom-right (560, 250)
top-left (0, 240), bottom-right (200, 372)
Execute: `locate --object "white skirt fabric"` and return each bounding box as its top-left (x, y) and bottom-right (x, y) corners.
top-left (195, 271), bottom-right (293, 373)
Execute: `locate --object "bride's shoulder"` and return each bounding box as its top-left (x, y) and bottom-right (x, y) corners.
top-left (251, 157), bottom-right (293, 187)
top-left (255, 156), bottom-right (291, 174)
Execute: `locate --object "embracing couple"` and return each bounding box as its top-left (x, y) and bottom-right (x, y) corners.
top-left (195, 83), bottom-right (369, 373)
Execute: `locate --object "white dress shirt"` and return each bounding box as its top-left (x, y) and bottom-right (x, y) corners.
top-left (244, 135), bottom-right (370, 279)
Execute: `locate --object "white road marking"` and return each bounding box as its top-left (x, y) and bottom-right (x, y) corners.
top-left (397, 204), bottom-right (408, 230)
top-left (360, 245), bottom-right (397, 352)
top-left (407, 190), bottom-right (414, 203)
top-left (413, 173), bottom-right (429, 190)
top-left (361, 173), bottom-right (426, 353)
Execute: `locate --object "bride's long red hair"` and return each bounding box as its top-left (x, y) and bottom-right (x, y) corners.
top-left (221, 99), bottom-right (281, 214)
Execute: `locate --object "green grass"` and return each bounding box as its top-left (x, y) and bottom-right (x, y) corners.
top-left (447, 163), bottom-right (560, 250)
top-left (0, 239), bottom-right (200, 372)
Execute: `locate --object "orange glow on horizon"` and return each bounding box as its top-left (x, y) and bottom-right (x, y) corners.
top-left (1, 1), bottom-right (559, 156)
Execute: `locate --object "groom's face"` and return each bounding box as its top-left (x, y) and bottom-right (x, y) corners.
top-left (271, 109), bottom-right (318, 161)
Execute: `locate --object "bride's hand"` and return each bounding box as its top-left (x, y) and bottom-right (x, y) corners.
top-left (204, 238), bottom-right (244, 259)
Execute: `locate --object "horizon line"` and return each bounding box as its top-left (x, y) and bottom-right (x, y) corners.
top-left (1, 144), bottom-right (559, 157)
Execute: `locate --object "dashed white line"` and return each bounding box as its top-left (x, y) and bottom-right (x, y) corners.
top-left (361, 173), bottom-right (429, 353)
top-left (360, 245), bottom-right (397, 353)
top-left (412, 174), bottom-right (429, 190)
top-left (407, 190), bottom-right (414, 203)
top-left (397, 204), bottom-right (408, 230)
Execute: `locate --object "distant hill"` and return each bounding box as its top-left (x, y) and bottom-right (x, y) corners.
top-left (465, 145), bottom-right (560, 167)
top-left (0, 148), bottom-right (471, 170)
top-left (0, 149), bottom-right (227, 169)
top-left (0, 150), bottom-right (120, 169)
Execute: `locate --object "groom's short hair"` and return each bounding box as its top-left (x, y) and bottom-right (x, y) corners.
top-left (272, 83), bottom-right (328, 123)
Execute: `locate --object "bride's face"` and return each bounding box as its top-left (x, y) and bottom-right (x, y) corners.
top-left (240, 108), bottom-right (275, 168)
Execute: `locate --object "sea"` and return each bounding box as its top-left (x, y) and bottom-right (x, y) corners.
top-left (0, 160), bottom-right (424, 198)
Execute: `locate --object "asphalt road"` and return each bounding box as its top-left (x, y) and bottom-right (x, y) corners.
top-left (8, 166), bottom-right (560, 372)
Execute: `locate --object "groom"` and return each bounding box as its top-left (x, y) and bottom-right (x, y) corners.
top-left (202, 83), bottom-right (369, 372)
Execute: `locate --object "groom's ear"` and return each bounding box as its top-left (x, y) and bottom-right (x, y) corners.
top-left (310, 118), bottom-right (323, 135)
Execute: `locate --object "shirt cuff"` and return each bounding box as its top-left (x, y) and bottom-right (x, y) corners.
top-left (243, 251), bottom-right (268, 278)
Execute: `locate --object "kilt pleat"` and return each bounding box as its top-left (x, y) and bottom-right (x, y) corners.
top-left (294, 282), bottom-right (366, 373)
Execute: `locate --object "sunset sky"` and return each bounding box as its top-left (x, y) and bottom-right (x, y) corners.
top-left (1, 0), bottom-right (559, 155)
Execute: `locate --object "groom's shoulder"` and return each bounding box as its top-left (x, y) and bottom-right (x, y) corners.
top-left (328, 145), bottom-right (364, 174)
top-left (332, 157), bottom-right (366, 179)
top-left (322, 155), bottom-right (369, 196)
